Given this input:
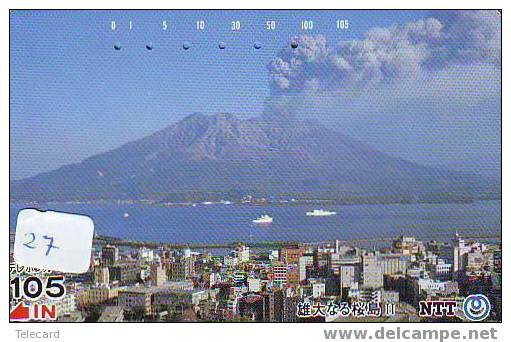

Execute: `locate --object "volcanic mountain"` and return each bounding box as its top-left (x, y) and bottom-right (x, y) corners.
top-left (10, 113), bottom-right (500, 203)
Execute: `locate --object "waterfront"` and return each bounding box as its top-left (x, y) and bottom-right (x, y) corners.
top-left (10, 233), bottom-right (502, 322)
top-left (8, 199), bottom-right (502, 323)
top-left (9, 200), bottom-right (501, 245)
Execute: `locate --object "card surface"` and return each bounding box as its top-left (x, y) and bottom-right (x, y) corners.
top-left (9, 9), bottom-right (501, 325)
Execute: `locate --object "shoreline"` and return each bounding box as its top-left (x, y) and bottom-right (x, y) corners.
top-left (91, 232), bottom-right (502, 251)
top-left (9, 197), bottom-right (502, 208)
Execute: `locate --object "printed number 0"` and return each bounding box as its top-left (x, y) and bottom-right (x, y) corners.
top-left (23, 276), bottom-right (43, 299)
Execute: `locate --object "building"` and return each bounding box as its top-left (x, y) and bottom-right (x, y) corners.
top-left (350, 288), bottom-right (381, 303)
top-left (269, 250), bottom-right (279, 263)
top-left (283, 295), bottom-right (299, 322)
top-left (101, 245), bottom-right (119, 266)
top-left (299, 255), bottom-right (314, 283)
top-left (77, 285), bottom-right (126, 308)
top-left (205, 272), bottom-right (220, 288)
top-left (231, 271), bottom-right (247, 286)
top-left (416, 278), bottom-right (459, 297)
top-left (138, 247), bottom-right (155, 262)
top-left (452, 234), bottom-right (494, 277)
top-left (269, 290), bottom-right (284, 322)
top-left (234, 245), bottom-right (250, 263)
top-left (248, 277), bottom-right (261, 292)
top-left (339, 265), bottom-right (357, 289)
top-left (361, 252), bottom-right (383, 289)
top-left (94, 266), bottom-right (110, 286)
top-left (109, 262), bottom-right (140, 285)
top-left (49, 292), bottom-right (76, 316)
top-left (329, 252), bottom-right (360, 275)
top-left (226, 296), bottom-right (238, 318)
top-left (428, 260), bottom-right (452, 279)
top-left (118, 287), bottom-right (156, 316)
top-left (379, 254), bottom-right (410, 275)
top-left (150, 264), bottom-right (167, 286)
top-left (98, 306), bottom-right (124, 322)
top-left (311, 281), bottom-right (326, 299)
top-left (453, 235), bottom-right (471, 274)
top-left (286, 263), bottom-right (301, 287)
top-left (165, 280), bottom-right (195, 291)
top-left (466, 250), bottom-right (494, 272)
top-left (224, 255), bottom-right (239, 268)
top-left (493, 248), bottom-right (502, 273)
top-left (384, 274), bottom-right (419, 305)
top-left (381, 290), bottom-right (400, 303)
top-left (153, 289), bottom-right (208, 315)
top-left (280, 245), bottom-right (305, 264)
top-left (392, 236), bottom-right (425, 255)
top-left (168, 256), bottom-right (194, 280)
top-left (238, 294), bottom-right (265, 321)
top-left (271, 263), bottom-right (288, 287)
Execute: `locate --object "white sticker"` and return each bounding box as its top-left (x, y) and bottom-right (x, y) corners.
top-left (13, 209), bottom-right (94, 274)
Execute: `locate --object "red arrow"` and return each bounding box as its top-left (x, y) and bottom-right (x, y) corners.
top-left (10, 302), bottom-right (30, 321)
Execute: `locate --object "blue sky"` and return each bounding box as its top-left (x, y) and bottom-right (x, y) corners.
top-left (10, 10), bottom-right (500, 179)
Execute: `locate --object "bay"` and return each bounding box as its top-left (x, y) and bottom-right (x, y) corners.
top-left (9, 201), bottom-right (501, 245)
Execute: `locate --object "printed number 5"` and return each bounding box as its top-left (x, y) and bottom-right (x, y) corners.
top-left (46, 275), bottom-right (66, 298)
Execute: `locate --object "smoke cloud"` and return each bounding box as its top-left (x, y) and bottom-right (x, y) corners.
top-left (267, 10), bottom-right (501, 97)
top-left (263, 10), bottom-right (501, 167)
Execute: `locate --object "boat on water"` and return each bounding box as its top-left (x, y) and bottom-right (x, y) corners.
top-left (252, 215), bottom-right (273, 224)
top-left (306, 209), bottom-right (337, 217)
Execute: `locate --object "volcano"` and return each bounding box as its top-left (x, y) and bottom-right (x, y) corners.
top-left (10, 113), bottom-right (500, 203)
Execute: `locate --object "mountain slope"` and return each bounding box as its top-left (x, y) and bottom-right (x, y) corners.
top-left (10, 113), bottom-right (500, 202)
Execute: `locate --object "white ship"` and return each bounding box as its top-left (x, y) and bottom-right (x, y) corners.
top-left (252, 214), bottom-right (273, 224)
top-left (306, 209), bottom-right (337, 217)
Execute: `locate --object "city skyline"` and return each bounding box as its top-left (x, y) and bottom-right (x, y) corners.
top-left (10, 232), bottom-right (502, 322)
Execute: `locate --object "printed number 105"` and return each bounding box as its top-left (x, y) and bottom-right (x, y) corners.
top-left (10, 275), bottom-right (66, 300)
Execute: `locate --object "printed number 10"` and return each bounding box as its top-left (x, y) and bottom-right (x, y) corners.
top-left (196, 20), bottom-right (205, 31)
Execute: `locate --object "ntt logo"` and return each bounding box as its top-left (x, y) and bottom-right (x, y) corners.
top-left (463, 294), bottom-right (491, 321)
